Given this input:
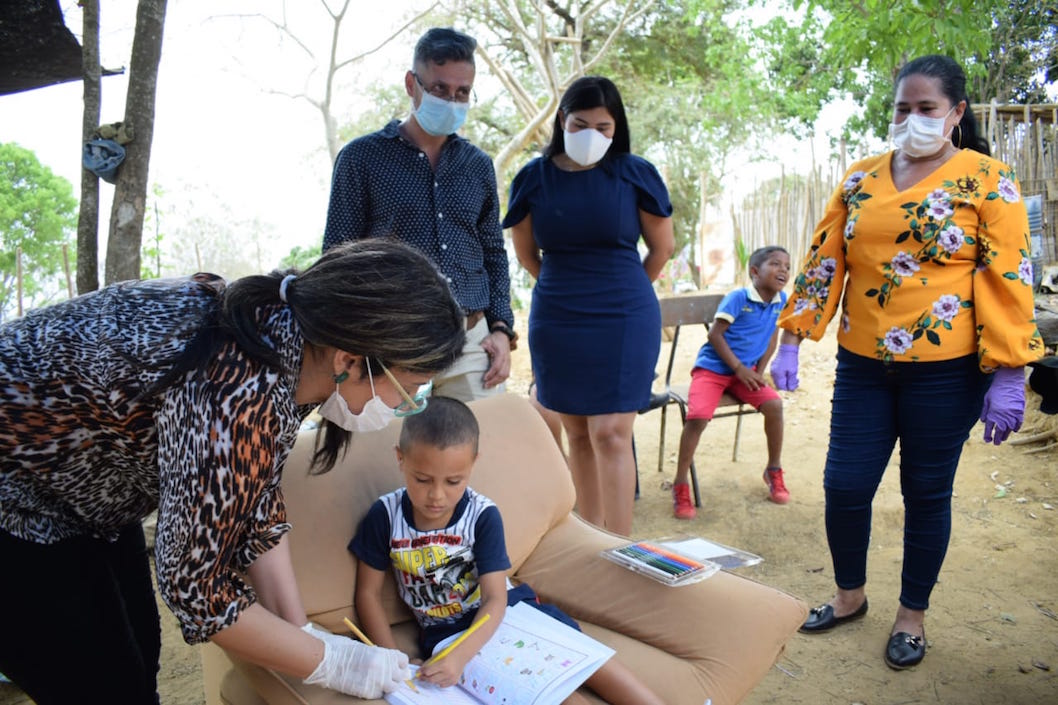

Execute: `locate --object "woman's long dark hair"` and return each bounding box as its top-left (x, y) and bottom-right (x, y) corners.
top-left (542, 76), bottom-right (631, 167)
top-left (152, 239), bottom-right (466, 473)
top-left (896, 55), bottom-right (990, 156)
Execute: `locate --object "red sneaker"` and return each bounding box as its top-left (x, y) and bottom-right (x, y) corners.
top-left (672, 482), bottom-right (696, 519)
top-left (763, 467), bottom-right (790, 504)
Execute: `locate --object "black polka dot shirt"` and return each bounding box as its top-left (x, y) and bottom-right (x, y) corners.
top-left (323, 120), bottom-right (513, 329)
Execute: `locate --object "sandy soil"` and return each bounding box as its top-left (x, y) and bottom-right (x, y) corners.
top-left (3, 323), bottom-right (1055, 705)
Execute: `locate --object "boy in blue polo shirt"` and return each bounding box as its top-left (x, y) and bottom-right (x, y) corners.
top-left (671, 246), bottom-right (791, 519)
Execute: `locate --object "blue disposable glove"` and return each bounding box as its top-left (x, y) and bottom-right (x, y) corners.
top-left (770, 343), bottom-right (800, 391)
top-left (980, 366), bottom-right (1025, 445)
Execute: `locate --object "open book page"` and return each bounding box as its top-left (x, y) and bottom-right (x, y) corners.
top-left (385, 601), bottom-right (615, 705)
top-left (384, 666), bottom-right (479, 705)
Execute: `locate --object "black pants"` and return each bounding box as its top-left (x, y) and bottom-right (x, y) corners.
top-left (0, 522), bottom-right (161, 705)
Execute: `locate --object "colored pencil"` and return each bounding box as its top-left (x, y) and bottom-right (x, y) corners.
top-left (342, 617), bottom-right (374, 646)
top-left (637, 542), bottom-right (707, 570)
top-left (616, 547), bottom-right (690, 580)
top-left (626, 543), bottom-right (700, 574)
top-left (425, 613), bottom-right (492, 666)
top-left (617, 545), bottom-right (684, 575)
top-left (625, 543), bottom-right (692, 569)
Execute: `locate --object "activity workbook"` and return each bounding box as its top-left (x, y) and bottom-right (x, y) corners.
top-left (384, 601), bottom-right (614, 705)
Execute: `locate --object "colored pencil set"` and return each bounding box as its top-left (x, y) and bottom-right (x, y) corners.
top-left (604, 541), bottom-right (720, 586)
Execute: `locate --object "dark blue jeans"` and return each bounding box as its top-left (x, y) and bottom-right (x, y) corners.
top-left (824, 347), bottom-right (988, 611)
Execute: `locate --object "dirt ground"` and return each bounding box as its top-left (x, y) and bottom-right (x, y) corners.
top-left (3, 321), bottom-right (1055, 705)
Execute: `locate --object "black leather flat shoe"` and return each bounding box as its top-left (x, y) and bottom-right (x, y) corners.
top-left (799, 598), bottom-right (869, 633)
top-left (885, 630), bottom-right (926, 669)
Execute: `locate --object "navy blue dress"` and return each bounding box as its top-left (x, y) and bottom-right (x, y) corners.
top-left (502, 154), bottom-right (672, 415)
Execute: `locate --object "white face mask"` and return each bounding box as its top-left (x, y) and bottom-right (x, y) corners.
top-left (563, 127), bottom-right (613, 166)
top-left (890, 107), bottom-right (955, 158)
top-left (317, 364), bottom-right (396, 433)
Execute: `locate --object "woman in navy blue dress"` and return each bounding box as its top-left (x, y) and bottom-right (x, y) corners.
top-left (502, 76), bottom-right (675, 535)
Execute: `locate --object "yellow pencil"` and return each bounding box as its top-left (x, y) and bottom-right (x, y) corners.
top-left (342, 617), bottom-right (374, 646)
top-left (425, 613), bottom-right (492, 666)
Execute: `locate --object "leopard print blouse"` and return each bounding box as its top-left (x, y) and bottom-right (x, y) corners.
top-left (0, 275), bottom-right (314, 643)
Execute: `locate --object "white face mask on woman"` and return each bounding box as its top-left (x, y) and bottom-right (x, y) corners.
top-left (317, 363), bottom-right (396, 433)
top-left (890, 106), bottom-right (956, 158)
top-left (563, 127), bottom-right (613, 166)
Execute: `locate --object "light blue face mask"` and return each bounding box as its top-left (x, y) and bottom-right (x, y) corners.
top-left (415, 92), bottom-right (469, 136)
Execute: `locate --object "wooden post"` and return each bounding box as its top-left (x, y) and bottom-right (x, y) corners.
top-left (16, 246), bottom-right (23, 318)
top-left (730, 204), bottom-right (745, 287)
top-left (697, 171), bottom-right (708, 290)
top-left (1035, 117), bottom-right (1044, 181)
top-left (988, 100), bottom-right (998, 156)
top-left (62, 244), bottom-right (74, 299)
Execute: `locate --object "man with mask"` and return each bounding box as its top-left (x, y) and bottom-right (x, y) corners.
top-left (323, 27), bottom-right (514, 402)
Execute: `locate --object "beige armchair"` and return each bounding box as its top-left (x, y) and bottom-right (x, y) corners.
top-left (200, 395), bottom-right (807, 705)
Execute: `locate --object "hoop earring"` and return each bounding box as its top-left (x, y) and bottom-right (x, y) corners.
top-left (953, 124), bottom-right (963, 149)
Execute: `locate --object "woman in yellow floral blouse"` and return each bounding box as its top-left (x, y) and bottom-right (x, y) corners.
top-left (769, 55), bottom-right (1043, 670)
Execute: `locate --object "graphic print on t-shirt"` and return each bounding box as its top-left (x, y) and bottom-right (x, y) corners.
top-left (390, 536), bottom-right (480, 619)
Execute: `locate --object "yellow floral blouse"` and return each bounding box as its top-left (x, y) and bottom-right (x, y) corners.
top-left (779, 149), bottom-right (1043, 371)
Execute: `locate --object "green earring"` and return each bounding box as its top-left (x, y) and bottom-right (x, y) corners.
top-left (334, 371), bottom-right (349, 384)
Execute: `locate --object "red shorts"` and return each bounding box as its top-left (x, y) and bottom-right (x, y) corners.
top-left (685, 366), bottom-right (780, 420)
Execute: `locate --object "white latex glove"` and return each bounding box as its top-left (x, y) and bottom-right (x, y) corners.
top-left (300, 621), bottom-right (348, 649)
top-left (303, 630), bottom-right (410, 698)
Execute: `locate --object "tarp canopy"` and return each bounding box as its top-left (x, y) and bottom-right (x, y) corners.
top-left (0, 0), bottom-right (85, 95)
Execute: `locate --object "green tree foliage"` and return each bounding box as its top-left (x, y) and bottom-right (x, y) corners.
top-left (140, 183), bottom-right (167, 280)
top-left (280, 244), bottom-right (322, 272)
top-left (599, 1), bottom-right (779, 265)
top-left (971, 0), bottom-right (1057, 105)
top-left (758, 0), bottom-right (1058, 141)
top-left (335, 84), bottom-right (411, 147)
top-left (0, 143), bottom-right (78, 320)
top-left (749, 9), bottom-right (840, 135)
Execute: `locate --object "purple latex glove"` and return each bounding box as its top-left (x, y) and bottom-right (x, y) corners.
top-left (980, 366), bottom-right (1025, 445)
top-left (770, 343), bottom-right (800, 391)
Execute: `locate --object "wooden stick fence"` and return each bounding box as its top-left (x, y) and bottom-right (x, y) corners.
top-left (7, 244), bottom-right (76, 321)
top-left (731, 166), bottom-right (834, 269)
top-left (974, 102), bottom-right (1058, 265)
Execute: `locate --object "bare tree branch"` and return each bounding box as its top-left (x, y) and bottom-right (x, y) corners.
top-left (476, 45), bottom-right (539, 122)
top-left (333, 1), bottom-right (438, 72)
top-left (499, 0), bottom-right (555, 92)
top-left (212, 12), bottom-right (317, 60)
top-left (577, 0), bottom-right (655, 79)
top-left (493, 95), bottom-right (558, 178)
top-left (472, 0), bottom-right (659, 178)
top-left (543, 0), bottom-right (576, 28)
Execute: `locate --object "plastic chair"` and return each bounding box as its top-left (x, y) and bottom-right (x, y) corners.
top-left (638, 293), bottom-right (757, 507)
